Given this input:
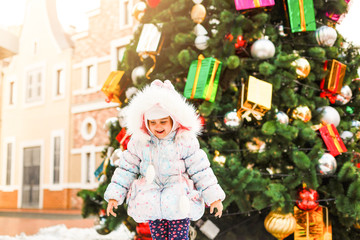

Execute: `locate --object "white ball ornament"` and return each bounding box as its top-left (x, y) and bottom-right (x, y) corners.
top-left (316, 106), bottom-right (341, 127)
top-left (250, 38), bottom-right (275, 59)
top-left (131, 66), bottom-right (146, 84)
top-left (315, 26), bottom-right (337, 47)
top-left (192, 0), bottom-right (203, 3)
top-left (195, 35), bottom-right (209, 50)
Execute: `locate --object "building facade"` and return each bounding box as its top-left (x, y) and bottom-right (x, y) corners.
top-left (68, 0), bottom-right (136, 207)
top-left (0, 0), bottom-right (137, 209)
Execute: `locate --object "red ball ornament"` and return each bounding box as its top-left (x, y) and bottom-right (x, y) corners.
top-left (296, 187), bottom-right (319, 211)
top-left (146, 0), bottom-right (161, 8)
top-left (199, 116), bottom-right (206, 127)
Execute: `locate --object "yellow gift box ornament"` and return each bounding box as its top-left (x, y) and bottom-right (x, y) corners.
top-left (237, 76), bottom-right (273, 121)
top-left (294, 205), bottom-right (332, 240)
top-left (101, 71), bottom-right (130, 105)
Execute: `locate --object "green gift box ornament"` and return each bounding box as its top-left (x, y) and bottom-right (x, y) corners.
top-left (284, 0), bottom-right (316, 33)
top-left (184, 55), bottom-right (222, 102)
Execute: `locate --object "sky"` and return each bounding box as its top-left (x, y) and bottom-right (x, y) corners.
top-left (0, 0), bottom-right (359, 45)
top-left (0, 0), bottom-right (100, 32)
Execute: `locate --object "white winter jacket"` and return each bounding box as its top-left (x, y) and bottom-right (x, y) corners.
top-left (104, 80), bottom-right (225, 222)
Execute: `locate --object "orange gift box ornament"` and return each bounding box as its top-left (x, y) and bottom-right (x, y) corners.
top-left (320, 60), bottom-right (346, 104)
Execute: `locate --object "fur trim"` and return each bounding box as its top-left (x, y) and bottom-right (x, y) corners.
top-left (125, 80), bottom-right (202, 143)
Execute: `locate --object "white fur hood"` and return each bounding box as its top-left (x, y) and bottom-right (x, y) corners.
top-left (124, 80), bottom-right (202, 143)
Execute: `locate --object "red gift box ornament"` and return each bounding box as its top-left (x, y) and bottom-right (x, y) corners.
top-left (318, 124), bottom-right (347, 157)
top-left (116, 128), bottom-right (131, 150)
top-left (296, 185), bottom-right (319, 211)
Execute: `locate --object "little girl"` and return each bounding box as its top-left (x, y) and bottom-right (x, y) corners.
top-left (104, 80), bottom-right (225, 240)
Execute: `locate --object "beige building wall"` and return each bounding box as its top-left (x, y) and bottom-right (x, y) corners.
top-left (69, 0), bottom-right (138, 191)
top-left (0, 0), bottom-right (73, 208)
top-left (0, 0), bottom-right (139, 210)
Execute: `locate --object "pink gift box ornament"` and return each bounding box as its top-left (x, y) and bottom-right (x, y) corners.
top-left (235, 0), bottom-right (275, 11)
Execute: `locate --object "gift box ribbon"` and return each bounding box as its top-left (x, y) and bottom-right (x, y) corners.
top-left (191, 54), bottom-right (221, 101)
top-left (298, 0), bottom-right (306, 31)
top-left (237, 83), bottom-right (264, 121)
top-left (253, 0), bottom-right (260, 7)
top-left (325, 124), bottom-right (344, 153)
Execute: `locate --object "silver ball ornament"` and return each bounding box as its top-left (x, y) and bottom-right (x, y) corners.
top-left (275, 111), bottom-right (289, 125)
top-left (194, 23), bottom-right (208, 36)
top-left (131, 66), bottom-right (146, 84)
top-left (315, 26), bottom-right (337, 47)
top-left (340, 131), bottom-right (354, 143)
top-left (352, 120), bottom-right (360, 128)
top-left (250, 38), bottom-right (276, 59)
top-left (317, 153), bottom-right (337, 175)
top-left (224, 110), bottom-right (242, 129)
top-left (125, 87), bottom-right (139, 100)
top-left (316, 106), bottom-right (340, 127)
top-left (195, 35), bottom-right (209, 50)
top-left (335, 85), bottom-right (352, 105)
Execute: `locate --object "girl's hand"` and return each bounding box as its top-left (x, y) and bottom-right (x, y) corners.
top-left (107, 199), bottom-right (118, 217)
top-left (210, 199), bottom-right (223, 218)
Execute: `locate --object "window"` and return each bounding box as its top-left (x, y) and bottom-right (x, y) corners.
top-left (6, 143), bottom-right (12, 185)
top-left (120, 0), bottom-right (132, 27)
top-left (117, 46), bottom-right (126, 65)
top-left (26, 68), bottom-right (43, 103)
top-left (56, 69), bottom-right (65, 96)
top-left (87, 65), bottom-right (96, 88)
top-left (34, 41), bottom-right (38, 55)
top-left (53, 136), bottom-right (60, 184)
top-left (85, 152), bottom-right (91, 183)
top-left (110, 37), bottom-right (132, 71)
top-left (50, 130), bottom-right (64, 185)
top-left (9, 81), bottom-right (14, 105)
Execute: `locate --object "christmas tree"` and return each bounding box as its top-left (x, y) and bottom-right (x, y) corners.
top-left (78, 0), bottom-right (360, 239)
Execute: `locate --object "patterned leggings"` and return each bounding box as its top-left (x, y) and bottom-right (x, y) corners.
top-left (148, 218), bottom-right (190, 240)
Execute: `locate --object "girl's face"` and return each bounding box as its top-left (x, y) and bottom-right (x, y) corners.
top-left (148, 116), bottom-right (173, 139)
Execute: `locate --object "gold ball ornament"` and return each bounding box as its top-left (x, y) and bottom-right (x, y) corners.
top-left (354, 221), bottom-right (360, 229)
top-left (292, 105), bottom-right (312, 123)
top-left (291, 57), bottom-right (311, 79)
top-left (191, 4), bottom-right (206, 24)
top-left (213, 150), bottom-right (226, 166)
top-left (246, 137), bottom-right (266, 153)
top-left (264, 211), bottom-right (296, 240)
top-left (132, 2), bottom-right (147, 21)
